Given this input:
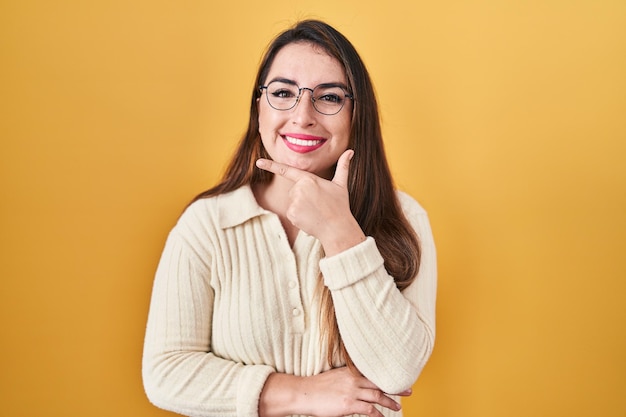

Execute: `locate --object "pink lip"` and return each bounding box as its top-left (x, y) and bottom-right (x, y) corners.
top-left (281, 133), bottom-right (327, 153)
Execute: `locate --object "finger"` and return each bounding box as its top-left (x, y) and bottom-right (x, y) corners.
top-left (353, 372), bottom-right (412, 397)
top-left (256, 158), bottom-right (309, 182)
top-left (393, 388), bottom-right (412, 397)
top-left (353, 402), bottom-right (385, 417)
top-left (331, 149), bottom-right (354, 188)
top-left (358, 389), bottom-right (402, 412)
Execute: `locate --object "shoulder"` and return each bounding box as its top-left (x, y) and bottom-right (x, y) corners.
top-left (395, 191), bottom-right (437, 269)
top-left (164, 197), bottom-right (220, 257)
top-left (179, 195), bottom-right (220, 229)
top-left (177, 184), bottom-right (264, 233)
top-left (395, 189), bottom-right (428, 217)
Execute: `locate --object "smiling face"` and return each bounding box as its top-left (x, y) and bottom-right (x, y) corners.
top-left (258, 42), bottom-right (352, 179)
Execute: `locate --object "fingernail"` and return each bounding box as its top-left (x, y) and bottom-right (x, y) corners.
top-left (348, 150), bottom-right (354, 160)
top-left (256, 159), bottom-right (265, 168)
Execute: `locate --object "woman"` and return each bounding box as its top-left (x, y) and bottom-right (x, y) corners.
top-left (142, 19), bottom-right (437, 417)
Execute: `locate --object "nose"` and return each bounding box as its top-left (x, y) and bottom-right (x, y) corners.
top-left (292, 88), bottom-right (317, 125)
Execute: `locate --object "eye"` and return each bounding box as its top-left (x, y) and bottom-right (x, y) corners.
top-left (318, 93), bottom-right (343, 104)
top-left (271, 89), bottom-right (297, 99)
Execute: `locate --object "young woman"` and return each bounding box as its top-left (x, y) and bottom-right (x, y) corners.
top-left (142, 19), bottom-right (437, 417)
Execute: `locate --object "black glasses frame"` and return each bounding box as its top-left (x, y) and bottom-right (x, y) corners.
top-left (259, 82), bottom-right (354, 116)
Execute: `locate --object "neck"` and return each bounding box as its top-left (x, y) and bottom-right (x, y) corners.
top-left (254, 175), bottom-right (291, 212)
top-left (252, 176), bottom-right (300, 246)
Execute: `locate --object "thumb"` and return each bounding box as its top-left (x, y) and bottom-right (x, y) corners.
top-left (332, 149), bottom-right (354, 187)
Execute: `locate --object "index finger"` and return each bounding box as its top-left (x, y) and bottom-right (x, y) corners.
top-left (256, 158), bottom-right (309, 182)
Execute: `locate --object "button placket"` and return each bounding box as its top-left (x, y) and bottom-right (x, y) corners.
top-left (270, 216), bottom-right (305, 334)
top-left (287, 276), bottom-right (304, 332)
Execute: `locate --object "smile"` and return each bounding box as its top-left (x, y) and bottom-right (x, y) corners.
top-left (285, 136), bottom-right (324, 146)
top-left (282, 135), bottom-right (326, 153)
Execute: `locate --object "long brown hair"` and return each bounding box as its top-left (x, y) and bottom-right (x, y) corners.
top-left (192, 20), bottom-right (421, 369)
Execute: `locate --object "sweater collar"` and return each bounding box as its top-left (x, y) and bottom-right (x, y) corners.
top-left (217, 185), bottom-right (268, 229)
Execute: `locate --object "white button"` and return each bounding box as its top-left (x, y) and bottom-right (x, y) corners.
top-left (288, 281), bottom-right (297, 289)
top-left (292, 308), bottom-right (301, 316)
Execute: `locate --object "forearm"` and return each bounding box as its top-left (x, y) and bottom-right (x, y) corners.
top-left (330, 268), bottom-right (435, 392)
top-left (317, 215), bottom-right (367, 257)
top-left (258, 373), bottom-right (303, 417)
top-left (319, 232), bottom-right (437, 393)
top-left (143, 342), bottom-right (275, 417)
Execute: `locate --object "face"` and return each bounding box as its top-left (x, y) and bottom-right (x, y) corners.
top-left (258, 42), bottom-right (352, 179)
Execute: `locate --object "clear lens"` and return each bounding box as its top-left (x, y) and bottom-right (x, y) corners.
top-left (266, 81), bottom-right (299, 110)
top-left (312, 86), bottom-right (346, 115)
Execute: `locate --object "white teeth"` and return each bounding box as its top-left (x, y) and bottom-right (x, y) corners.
top-left (285, 136), bottom-right (323, 147)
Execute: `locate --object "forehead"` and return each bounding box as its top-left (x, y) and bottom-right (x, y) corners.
top-left (266, 42), bottom-right (347, 85)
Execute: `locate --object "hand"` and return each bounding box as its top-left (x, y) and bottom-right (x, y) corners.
top-left (256, 150), bottom-right (366, 255)
top-left (259, 367), bottom-right (412, 417)
top-left (298, 367), bottom-right (411, 417)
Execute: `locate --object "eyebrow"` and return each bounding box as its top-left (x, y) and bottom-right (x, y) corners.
top-left (267, 77), bottom-right (349, 91)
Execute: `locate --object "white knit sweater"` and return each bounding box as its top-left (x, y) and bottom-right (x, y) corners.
top-left (142, 185), bottom-right (437, 417)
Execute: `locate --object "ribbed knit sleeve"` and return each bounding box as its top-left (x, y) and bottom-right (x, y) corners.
top-left (318, 192), bottom-right (437, 394)
top-left (142, 207), bottom-right (275, 417)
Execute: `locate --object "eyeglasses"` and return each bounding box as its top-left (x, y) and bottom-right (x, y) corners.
top-left (259, 80), bottom-right (354, 116)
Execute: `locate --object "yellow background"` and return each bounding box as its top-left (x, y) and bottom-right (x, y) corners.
top-left (1, 1), bottom-right (624, 416)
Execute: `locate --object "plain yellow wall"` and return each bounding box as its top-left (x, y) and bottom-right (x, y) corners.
top-left (1, 1), bottom-right (625, 416)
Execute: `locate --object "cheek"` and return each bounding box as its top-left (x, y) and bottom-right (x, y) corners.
top-left (336, 115), bottom-right (352, 140)
top-left (338, 105), bottom-right (353, 136)
top-left (257, 103), bottom-right (275, 134)
top-left (258, 112), bottom-right (268, 133)
top-left (257, 107), bottom-right (279, 150)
